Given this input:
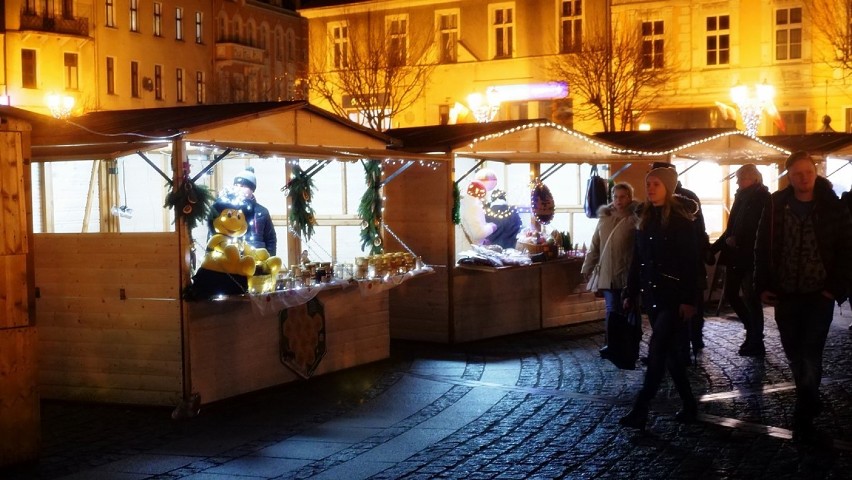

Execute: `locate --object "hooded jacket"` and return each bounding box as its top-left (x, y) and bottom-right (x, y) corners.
top-left (626, 195), bottom-right (701, 309)
top-left (754, 178), bottom-right (852, 302)
top-left (582, 201), bottom-right (639, 291)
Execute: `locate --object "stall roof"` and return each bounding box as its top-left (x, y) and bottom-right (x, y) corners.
top-left (0, 102), bottom-right (408, 162)
top-left (596, 129), bottom-right (790, 164)
top-left (759, 132), bottom-right (852, 159)
top-left (387, 120), bottom-right (625, 163)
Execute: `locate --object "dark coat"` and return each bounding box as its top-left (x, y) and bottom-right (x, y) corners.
top-left (626, 196), bottom-right (701, 310)
top-left (485, 203), bottom-right (522, 249)
top-left (712, 183), bottom-right (770, 269)
top-left (754, 179), bottom-right (852, 303)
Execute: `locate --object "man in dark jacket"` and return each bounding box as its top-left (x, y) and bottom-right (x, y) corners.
top-left (209, 166), bottom-right (278, 256)
top-left (755, 151), bottom-right (852, 442)
top-left (711, 164), bottom-right (770, 356)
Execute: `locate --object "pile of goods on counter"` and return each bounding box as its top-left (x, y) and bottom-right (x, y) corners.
top-left (273, 251), bottom-right (422, 291)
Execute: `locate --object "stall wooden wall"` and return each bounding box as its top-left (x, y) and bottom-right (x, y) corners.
top-left (188, 286), bottom-right (390, 404)
top-left (34, 233), bottom-right (183, 406)
top-left (384, 161), bottom-right (453, 342)
top-left (540, 260), bottom-right (605, 328)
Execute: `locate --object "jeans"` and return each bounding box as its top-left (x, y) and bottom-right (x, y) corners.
top-left (601, 289), bottom-right (623, 346)
top-left (774, 292), bottom-right (834, 422)
top-left (725, 265), bottom-right (764, 345)
top-left (635, 307), bottom-right (695, 410)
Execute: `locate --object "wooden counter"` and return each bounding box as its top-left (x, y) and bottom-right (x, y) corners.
top-left (390, 257), bottom-right (605, 344)
top-left (188, 284), bottom-right (390, 405)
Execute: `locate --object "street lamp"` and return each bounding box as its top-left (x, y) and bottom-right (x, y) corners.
top-left (467, 88), bottom-right (502, 123)
top-left (730, 82), bottom-right (775, 136)
top-left (45, 93), bottom-right (75, 119)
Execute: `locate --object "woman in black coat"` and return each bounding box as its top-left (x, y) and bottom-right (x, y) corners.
top-left (619, 167), bottom-right (701, 430)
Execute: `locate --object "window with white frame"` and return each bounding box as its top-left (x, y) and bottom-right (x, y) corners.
top-left (105, 0), bottom-right (115, 27)
top-left (436, 10), bottom-right (459, 64)
top-left (129, 0), bottom-right (139, 32)
top-left (153, 3), bottom-right (162, 36)
top-left (641, 20), bottom-right (664, 69)
top-left (775, 7), bottom-right (802, 61)
top-left (176, 68), bottom-right (184, 102)
top-left (195, 12), bottom-right (203, 44)
top-left (386, 15), bottom-right (408, 66)
top-left (329, 22), bottom-right (350, 69)
top-left (706, 14), bottom-right (729, 65)
top-left (560, 0), bottom-right (582, 53)
top-left (176, 7), bottom-right (184, 41)
top-left (64, 53), bottom-right (78, 90)
top-left (491, 4), bottom-right (515, 59)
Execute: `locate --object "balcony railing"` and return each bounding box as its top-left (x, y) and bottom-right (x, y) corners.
top-left (215, 42), bottom-right (266, 65)
top-left (20, 12), bottom-right (90, 37)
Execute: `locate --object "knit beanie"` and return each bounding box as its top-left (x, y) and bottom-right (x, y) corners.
top-left (234, 166), bottom-right (257, 191)
top-left (646, 167), bottom-right (678, 197)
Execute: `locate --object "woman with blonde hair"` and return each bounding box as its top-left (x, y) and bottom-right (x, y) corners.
top-left (619, 167), bottom-right (702, 430)
top-left (582, 182), bottom-right (640, 368)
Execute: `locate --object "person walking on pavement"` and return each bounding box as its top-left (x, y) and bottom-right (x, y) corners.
top-left (710, 164), bottom-right (770, 356)
top-left (619, 167), bottom-right (701, 430)
top-left (581, 182), bottom-right (640, 367)
top-left (652, 162), bottom-right (709, 361)
top-left (754, 151), bottom-right (852, 442)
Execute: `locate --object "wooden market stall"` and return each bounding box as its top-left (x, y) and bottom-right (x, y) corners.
top-left (381, 123), bottom-right (793, 344)
top-left (6, 102), bottom-right (431, 409)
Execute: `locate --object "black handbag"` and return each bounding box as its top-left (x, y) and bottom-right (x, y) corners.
top-left (605, 306), bottom-right (643, 370)
top-left (584, 164), bottom-right (608, 218)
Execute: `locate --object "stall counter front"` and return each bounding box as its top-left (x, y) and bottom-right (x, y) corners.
top-left (390, 256), bottom-right (605, 343)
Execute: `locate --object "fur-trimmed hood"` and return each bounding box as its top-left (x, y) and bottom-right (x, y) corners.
top-left (596, 200), bottom-right (640, 218)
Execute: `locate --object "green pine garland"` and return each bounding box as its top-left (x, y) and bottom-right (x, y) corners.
top-left (284, 165), bottom-right (317, 240)
top-left (452, 182), bottom-right (461, 225)
top-left (358, 160), bottom-right (383, 255)
top-left (164, 176), bottom-right (215, 230)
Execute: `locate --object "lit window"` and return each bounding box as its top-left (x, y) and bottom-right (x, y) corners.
top-left (105, 0), bottom-right (115, 27)
top-left (330, 22), bottom-right (349, 69)
top-left (437, 11), bottom-right (459, 64)
top-left (706, 15), bottom-right (730, 65)
top-left (22, 49), bottom-right (37, 88)
top-left (106, 57), bottom-right (115, 94)
top-left (775, 7), bottom-right (802, 61)
top-left (387, 15), bottom-right (408, 66)
top-left (641, 20), bottom-right (665, 69)
top-left (196, 71), bottom-right (205, 104)
top-left (560, 0), bottom-right (582, 53)
top-left (491, 4), bottom-right (514, 59)
top-left (129, 0), bottom-right (138, 32)
top-left (153, 3), bottom-right (162, 37)
top-left (195, 11), bottom-right (203, 44)
top-left (154, 65), bottom-right (163, 100)
top-left (176, 7), bottom-right (184, 41)
top-left (64, 53), bottom-right (79, 90)
top-left (176, 68), bottom-right (184, 102)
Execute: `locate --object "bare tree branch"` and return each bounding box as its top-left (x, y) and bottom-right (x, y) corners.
top-left (305, 11), bottom-right (438, 131)
top-left (803, 0), bottom-right (852, 75)
top-left (549, 22), bottom-right (677, 132)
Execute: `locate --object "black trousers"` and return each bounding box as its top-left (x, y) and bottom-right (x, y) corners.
top-left (724, 264), bottom-right (764, 346)
top-left (635, 307), bottom-right (695, 410)
top-left (774, 292), bottom-right (834, 422)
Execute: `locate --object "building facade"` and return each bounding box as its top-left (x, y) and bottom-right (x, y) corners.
top-left (299, 0), bottom-right (852, 135)
top-left (0, 0), bottom-right (306, 115)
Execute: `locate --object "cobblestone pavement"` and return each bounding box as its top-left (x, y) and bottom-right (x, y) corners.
top-left (5, 307), bottom-right (852, 480)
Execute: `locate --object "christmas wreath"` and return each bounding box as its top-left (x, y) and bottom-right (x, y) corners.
top-left (284, 165), bottom-right (317, 240)
top-left (358, 159), bottom-right (383, 255)
top-left (163, 175), bottom-right (215, 230)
